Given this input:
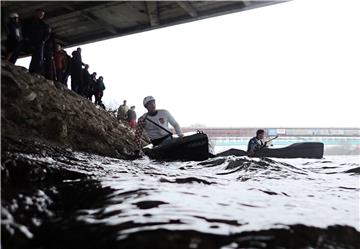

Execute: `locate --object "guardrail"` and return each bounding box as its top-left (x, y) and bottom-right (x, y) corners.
top-left (212, 137), bottom-right (360, 146)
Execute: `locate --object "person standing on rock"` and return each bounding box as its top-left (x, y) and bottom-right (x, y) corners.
top-left (94, 76), bottom-right (105, 106)
top-left (82, 64), bottom-right (92, 98)
top-left (88, 72), bottom-right (97, 101)
top-left (117, 100), bottom-right (129, 121)
top-left (54, 44), bottom-right (69, 85)
top-left (70, 47), bottom-right (84, 94)
top-left (127, 106), bottom-right (137, 129)
top-left (23, 8), bottom-right (50, 75)
top-left (43, 30), bottom-right (56, 81)
top-left (135, 96), bottom-right (183, 150)
top-left (4, 12), bottom-right (24, 64)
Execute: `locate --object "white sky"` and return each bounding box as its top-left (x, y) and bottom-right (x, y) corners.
top-left (17, 0), bottom-right (360, 128)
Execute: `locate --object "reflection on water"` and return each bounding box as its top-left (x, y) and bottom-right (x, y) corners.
top-left (2, 150), bottom-right (360, 248)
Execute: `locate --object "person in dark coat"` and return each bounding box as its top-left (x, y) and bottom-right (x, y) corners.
top-left (5, 12), bottom-right (24, 64)
top-left (43, 31), bottom-right (56, 80)
top-left (94, 76), bottom-right (105, 106)
top-left (82, 64), bottom-right (92, 98)
top-left (70, 47), bottom-right (84, 94)
top-left (88, 72), bottom-right (97, 101)
top-left (63, 53), bottom-right (72, 87)
top-left (23, 8), bottom-right (50, 75)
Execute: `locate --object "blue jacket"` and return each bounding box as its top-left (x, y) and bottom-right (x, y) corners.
top-left (247, 137), bottom-right (265, 153)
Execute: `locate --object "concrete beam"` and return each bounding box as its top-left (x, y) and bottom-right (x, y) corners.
top-left (45, 2), bottom-right (124, 24)
top-left (82, 11), bottom-right (118, 35)
top-left (242, 1), bottom-right (252, 6)
top-left (176, 1), bottom-right (198, 17)
top-left (145, 1), bottom-right (160, 27)
top-left (55, 34), bottom-right (70, 46)
top-left (60, 3), bottom-right (118, 35)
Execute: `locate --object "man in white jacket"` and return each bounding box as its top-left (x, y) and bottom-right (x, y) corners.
top-left (135, 96), bottom-right (183, 150)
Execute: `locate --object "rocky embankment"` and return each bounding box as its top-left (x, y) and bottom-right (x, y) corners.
top-left (1, 60), bottom-right (140, 158)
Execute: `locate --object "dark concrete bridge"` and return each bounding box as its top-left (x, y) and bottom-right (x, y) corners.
top-left (1, 1), bottom-right (287, 49)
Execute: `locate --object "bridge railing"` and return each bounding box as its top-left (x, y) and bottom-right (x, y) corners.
top-left (182, 127), bottom-right (360, 138)
top-left (211, 136), bottom-right (360, 146)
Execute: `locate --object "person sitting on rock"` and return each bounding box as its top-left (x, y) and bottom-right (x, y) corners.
top-left (135, 96), bottom-right (183, 150)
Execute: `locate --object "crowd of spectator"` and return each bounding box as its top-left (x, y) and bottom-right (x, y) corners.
top-left (3, 9), bottom-right (106, 108)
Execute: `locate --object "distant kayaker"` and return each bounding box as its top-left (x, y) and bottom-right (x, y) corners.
top-left (247, 129), bottom-right (277, 156)
top-left (135, 96), bottom-right (183, 150)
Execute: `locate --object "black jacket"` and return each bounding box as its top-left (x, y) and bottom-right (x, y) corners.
top-left (127, 109), bottom-right (136, 121)
top-left (44, 32), bottom-right (56, 60)
top-left (23, 17), bottom-right (50, 44)
top-left (6, 20), bottom-right (22, 42)
top-left (94, 79), bottom-right (105, 92)
top-left (83, 69), bottom-right (92, 88)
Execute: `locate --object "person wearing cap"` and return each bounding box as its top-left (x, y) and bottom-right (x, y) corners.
top-left (135, 96), bottom-right (183, 150)
top-left (5, 12), bottom-right (23, 64)
top-left (23, 8), bottom-right (50, 74)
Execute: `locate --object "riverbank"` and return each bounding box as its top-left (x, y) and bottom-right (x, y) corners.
top-left (1, 60), bottom-right (141, 159)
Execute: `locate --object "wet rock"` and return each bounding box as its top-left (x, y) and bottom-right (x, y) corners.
top-left (35, 102), bottom-right (43, 113)
top-left (24, 92), bottom-right (37, 102)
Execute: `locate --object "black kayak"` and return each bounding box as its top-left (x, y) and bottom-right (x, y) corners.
top-left (216, 142), bottom-right (324, 159)
top-left (143, 132), bottom-right (209, 161)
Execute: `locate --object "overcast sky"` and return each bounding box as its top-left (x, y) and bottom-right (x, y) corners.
top-left (17, 0), bottom-right (360, 128)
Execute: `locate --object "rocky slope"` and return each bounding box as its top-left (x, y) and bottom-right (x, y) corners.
top-left (1, 60), bottom-right (140, 158)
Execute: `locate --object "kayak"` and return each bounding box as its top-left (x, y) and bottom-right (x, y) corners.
top-left (143, 132), bottom-right (209, 161)
top-left (216, 142), bottom-right (324, 159)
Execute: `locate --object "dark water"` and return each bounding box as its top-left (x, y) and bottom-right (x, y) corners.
top-left (2, 150), bottom-right (360, 249)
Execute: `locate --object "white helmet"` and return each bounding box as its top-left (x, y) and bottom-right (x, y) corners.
top-left (143, 96), bottom-right (155, 107)
top-left (10, 13), bottom-right (19, 18)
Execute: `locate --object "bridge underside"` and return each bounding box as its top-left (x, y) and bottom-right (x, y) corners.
top-left (1, 1), bottom-right (285, 48)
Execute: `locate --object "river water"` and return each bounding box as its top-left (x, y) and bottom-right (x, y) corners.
top-left (2, 149), bottom-right (360, 248)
